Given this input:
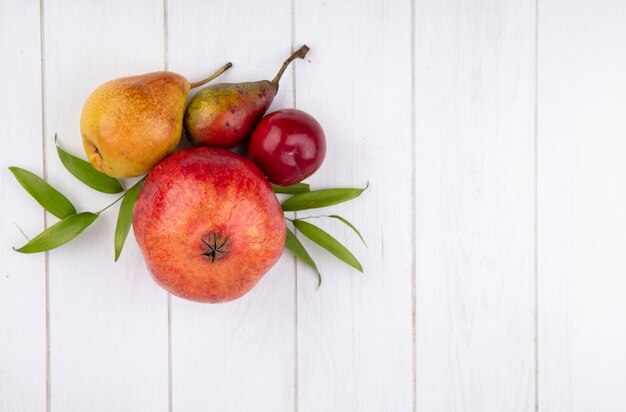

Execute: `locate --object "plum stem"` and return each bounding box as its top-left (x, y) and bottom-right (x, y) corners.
top-left (271, 45), bottom-right (310, 86)
top-left (190, 62), bottom-right (233, 89)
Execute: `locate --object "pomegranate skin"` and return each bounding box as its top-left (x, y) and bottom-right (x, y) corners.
top-left (133, 147), bottom-right (286, 303)
top-left (248, 109), bottom-right (326, 186)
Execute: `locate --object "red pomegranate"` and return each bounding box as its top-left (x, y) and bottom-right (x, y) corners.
top-left (133, 147), bottom-right (286, 303)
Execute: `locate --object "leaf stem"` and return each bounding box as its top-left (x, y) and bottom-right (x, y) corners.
top-left (97, 192), bottom-right (127, 215)
top-left (288, 214), bottom-right (367, 247)
top-left (287, 215), bottom-right (325, 222)
top-left (96, 177), bottom-right (145, 215)
top-left (13, 222), bottom-right (31, 241)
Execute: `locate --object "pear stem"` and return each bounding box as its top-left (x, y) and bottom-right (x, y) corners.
top-left (271, 45), bottom-right (310, 85)
top-left (189, 62), bottom-right (233, 89)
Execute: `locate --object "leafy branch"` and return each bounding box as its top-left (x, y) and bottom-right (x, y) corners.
top-left (9, 136), bottom-right (143, 260)
top-left (274, 182), bottom-right (369, 287)
top-left (10, 138), bottom-right (369, 288)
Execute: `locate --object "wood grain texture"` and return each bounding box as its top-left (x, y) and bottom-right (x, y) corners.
top-left (43, 0), bottom-right (168, 410)
top-left (538, 2), bottom-right (626, 411)
top-left (414, 1), bottom-right (536, 410)
top-left (294, 1), bottom-right (413, 411)
top-left (167, 1), bottom-right (295, 411)
top-left (0, 1), bottom-right (46, 411)
top-left (4, 1), bottom-right (626, 411)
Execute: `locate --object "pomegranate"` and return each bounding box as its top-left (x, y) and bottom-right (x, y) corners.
top-left (133, 147), bottom-right (286, 303)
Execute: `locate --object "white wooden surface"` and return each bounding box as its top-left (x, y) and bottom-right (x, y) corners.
top-left (295, 1), bottom-right (413, 411)
top-left (538, 1), bottom-right (626, 411)
top-left (415, 1), bottom-right (536, 410)
top-left (167, 1), bottom-right (295, 410)
top-left (1, 1), bottom-right (626, 411)
top-left (43, 1), bottom-right (169, 411)
top-left (0, 1), bottom-right (46, 410)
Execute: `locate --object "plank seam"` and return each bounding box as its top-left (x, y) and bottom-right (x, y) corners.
top-left (410, 0), bottom-right (417, 410)
top-left (291, 0), bottom-right (299, 410)
top-left (163, 0), bottom-right (172, 411)
top-left (163, 0), bottom-right (169, 72)
top-left (39, 0), bottom-right (51, 410)
top-left (533, 0), bottom-right (540, 410)
top-left (167, 294), bottom-right (172, 412)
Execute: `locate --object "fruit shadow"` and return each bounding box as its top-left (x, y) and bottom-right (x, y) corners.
top-left (176, 129), bottom-right (249, 157)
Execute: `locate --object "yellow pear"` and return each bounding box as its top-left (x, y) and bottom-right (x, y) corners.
top-left (80, 63), bottom-right (231, 178)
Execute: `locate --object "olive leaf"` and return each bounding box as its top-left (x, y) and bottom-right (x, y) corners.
top-left (285, 228), bottom-right (321, 287)
top-left (13, 212), bottom-right (99, 253)
top-left (56, 135), bottom-right (124, 194)
top-left (9, 167), bottom-right (77, 219)
top-left (114, 179), bottom-right (144, 261)
top-left (292, 219), bottom-right (363, 273)
top-left (322, 215), bottom-right (367, 247)
top-left (281, 183), bottom-right (368, 211)
top-left (272, 182), bottom-right (310, 194)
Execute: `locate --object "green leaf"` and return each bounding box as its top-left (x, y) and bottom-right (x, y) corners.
top-left (14, 212), bottom-right (99, 253)
top-left (326, 215), bottom-right (367, 247)
top-left (281, 184), bottom-right (368, 211)
top-left (56, 136), bottom-right (123, 194)
top-left (272, 182), bottom-right (310, 194)
top-left (9, 167), bottom-right (77, 219)
top-left (285, 228), bottom-right (321, 287)
top-left (293, 219), bottom-right (363, 273)
top-left (114, 179), bottom-right (144, 261)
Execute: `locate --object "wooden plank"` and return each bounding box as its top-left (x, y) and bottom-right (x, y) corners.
top-left (167, 1), bottom-right (295, 411)
top-left (0, 1), bottom-right (47, 411)
top-left (42, 0), bottom-right (169, 410)
top-left (538, 2), bottom-right (626, 410)
top-left (294, 1), bottom-right (413, 411)
top-left (414, 1), bottom-right (536, 410)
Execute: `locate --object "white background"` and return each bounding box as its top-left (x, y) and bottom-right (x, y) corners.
top-left (1, 0), bottom-right (625, 411)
